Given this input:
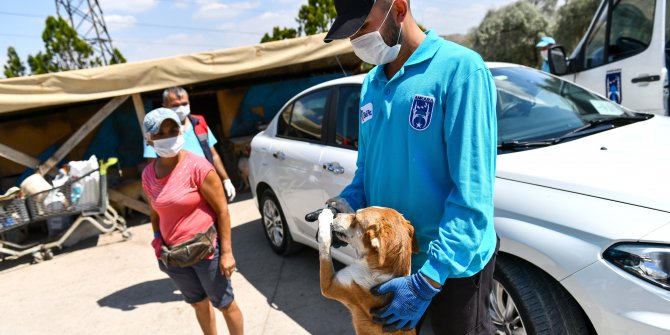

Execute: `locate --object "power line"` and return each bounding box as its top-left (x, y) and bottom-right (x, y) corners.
top-left (0, 33), bottom-right (225, 48)
top-left (0, 10), bottom-right (268, 36)
top-left (153, 0), bottom-right (272, 15)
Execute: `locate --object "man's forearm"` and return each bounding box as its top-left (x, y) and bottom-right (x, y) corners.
top-left (210, 148), bottom-right (230, 180)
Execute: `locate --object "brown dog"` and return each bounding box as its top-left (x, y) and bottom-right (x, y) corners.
top-left (317, 207), bottom-right (418, 335)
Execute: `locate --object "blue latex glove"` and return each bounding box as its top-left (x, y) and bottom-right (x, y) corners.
top-left (370, 273), bottom-right (441, 332)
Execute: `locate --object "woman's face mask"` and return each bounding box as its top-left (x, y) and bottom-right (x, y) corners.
top-left (350, 1), bottom-right (402, 65)
top-left (152, 135), bottom-right (185, 158)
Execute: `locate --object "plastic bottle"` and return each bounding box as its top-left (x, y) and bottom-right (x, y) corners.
top-left (71, 184), bottom-right (82, 204)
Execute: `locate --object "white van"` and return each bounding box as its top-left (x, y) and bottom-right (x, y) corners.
top-left (549, 0), bottom-right (668, 116)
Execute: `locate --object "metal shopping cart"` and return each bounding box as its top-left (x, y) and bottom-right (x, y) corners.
top-left (0, 158), bottom-right (131, 263)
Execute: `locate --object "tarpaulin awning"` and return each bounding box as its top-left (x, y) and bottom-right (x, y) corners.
top-left (0, 33), bottom-right (356, 115)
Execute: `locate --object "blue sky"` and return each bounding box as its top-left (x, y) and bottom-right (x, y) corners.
top-left (0, 0), bottom-right (517, 68)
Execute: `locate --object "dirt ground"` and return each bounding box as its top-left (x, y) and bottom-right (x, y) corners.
top-left (0, 192), bottom-right (355, 335)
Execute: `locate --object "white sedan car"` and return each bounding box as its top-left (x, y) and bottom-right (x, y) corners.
top-left (249, 63), bottom-right (670, 335)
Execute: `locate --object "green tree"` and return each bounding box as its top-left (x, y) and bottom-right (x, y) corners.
top-left (470, 1), bottom-right (549, 67)
top-left (296, 0), bottom-right (336, 36)
top-left (261, 26), bottom-right (299, 43)
top-left (110, 48), bottom-right (127, 65)
top-left (528, 0), bottom-right (559, 15)
top-left (3, 47), bottom-right (26, 78)
top-left (25, 16), bottom-right (128, 74)
top-left (552, 0), bottom-right (600, 54)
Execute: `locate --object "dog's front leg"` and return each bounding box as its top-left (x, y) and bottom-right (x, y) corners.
top-left (318, 209), bottom-right (342, 300)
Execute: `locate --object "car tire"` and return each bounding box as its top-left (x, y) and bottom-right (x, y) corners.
top-left (491, 255), bottom-right (591, 335)
top-left (260, 189), bottom-right (302, 256)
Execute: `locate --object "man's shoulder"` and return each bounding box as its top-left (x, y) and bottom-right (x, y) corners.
top-left (433, 40), bottom-right (486, 70)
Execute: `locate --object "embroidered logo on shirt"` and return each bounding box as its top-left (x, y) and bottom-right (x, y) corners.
top-left (361, 102), bottom-right (374, 124)
top-left (409, 95), bottom-right (435, 131)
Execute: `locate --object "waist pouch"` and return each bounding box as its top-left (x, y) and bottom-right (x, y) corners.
top-left (161, 225), bottom-right (217, 267)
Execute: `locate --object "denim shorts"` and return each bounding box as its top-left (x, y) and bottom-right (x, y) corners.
top-left (158, 245), bottom-right (234, 309)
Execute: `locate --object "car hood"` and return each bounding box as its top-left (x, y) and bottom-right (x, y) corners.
top-left (497, 116), bottom-right (670, 213)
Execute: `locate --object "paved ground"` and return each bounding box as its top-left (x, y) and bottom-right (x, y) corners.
top-left (0, 192), bottom-right (356, 335)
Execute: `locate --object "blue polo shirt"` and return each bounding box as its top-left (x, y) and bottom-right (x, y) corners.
top-left (144, 120), bottom-right (217, 158)
top-left (340, 30), bottom-right (498, 284)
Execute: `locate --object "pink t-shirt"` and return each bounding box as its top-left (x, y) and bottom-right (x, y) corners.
top-left (142, 152), bottom-right (217, 247)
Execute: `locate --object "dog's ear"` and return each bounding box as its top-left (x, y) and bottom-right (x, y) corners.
top-left (405, 219), bottom-right (419, 254)
top-left (367, 226), bottom-right (386, 266)
top-left (359, 211), bottom-right (386, 266)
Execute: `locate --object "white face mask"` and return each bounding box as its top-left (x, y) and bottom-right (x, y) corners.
top-left (171, 104), bottom-right (190, 121)
top-left (152, 135), bottom-right (184, 158)
top-left (541, 49), bottom-right (548, 60)
top-left (351, 2), bottom-right (402, 65)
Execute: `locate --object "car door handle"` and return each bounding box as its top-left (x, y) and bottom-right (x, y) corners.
top-left (272, 151), bottom-right (285, 160)
top-left (323, 162), bottom-right (345, 175)
top-left (631, 75), bottom-right (660, 83)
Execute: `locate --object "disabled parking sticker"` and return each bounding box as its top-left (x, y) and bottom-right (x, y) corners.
top-left (606, 70), bottom-right (622, 104)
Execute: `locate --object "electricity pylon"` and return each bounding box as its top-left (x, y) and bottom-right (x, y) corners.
top-left (55, 0), bottom-right (118, 65)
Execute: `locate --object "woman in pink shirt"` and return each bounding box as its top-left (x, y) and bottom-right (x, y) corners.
top-left (142, 108), bottom-right (244, 335)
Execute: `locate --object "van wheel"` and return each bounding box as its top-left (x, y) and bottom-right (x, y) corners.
top-left (491, 255), bottom-right (591, 335)
top-left (260, 189), bottom-right (302, 255)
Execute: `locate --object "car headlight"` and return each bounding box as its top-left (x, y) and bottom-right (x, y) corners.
top-left (603, 243), bottom-right (670, 291)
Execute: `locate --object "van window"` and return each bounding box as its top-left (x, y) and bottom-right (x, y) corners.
top-left (582, 0), bottom-right (656, 69)
top-left (584, 2), bottom-right (609, 68)
top-left (608, 0), bottom-right (655, 62)
top-left (665, 1), bottom-right (669, 59)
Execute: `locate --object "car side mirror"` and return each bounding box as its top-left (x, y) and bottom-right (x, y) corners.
top-left (548, 46), bottom-right (569, 75)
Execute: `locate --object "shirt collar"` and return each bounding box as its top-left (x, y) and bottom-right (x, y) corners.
top-left (370, 30), bottom-right (443, 82)
top-left (404, 30), bottom-right (442, 67)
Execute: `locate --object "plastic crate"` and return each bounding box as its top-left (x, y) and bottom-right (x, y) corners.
top-left (26, 169), bottom-right (102, 221)
top-left (0, 198), bottom-right (31, 231)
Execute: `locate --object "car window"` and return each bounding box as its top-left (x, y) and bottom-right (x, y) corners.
top-left (334, 86), bottom-right (360, 150)
top-left (279, 90), bottom-right (328, 142)
top-left (492, 67), bottom-right (632, 144)
top-left (277, 103), bottom-right (293, 137)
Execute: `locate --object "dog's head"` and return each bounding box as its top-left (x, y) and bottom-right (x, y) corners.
top-left (332, 207), bottom-right (418, 274)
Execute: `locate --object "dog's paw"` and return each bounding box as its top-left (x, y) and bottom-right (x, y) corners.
top-left (318, 207), bottom-right (333, 248)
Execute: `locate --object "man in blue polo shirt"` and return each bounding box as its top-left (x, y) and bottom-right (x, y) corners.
top-left (313, 0), bottom-right (498, 333)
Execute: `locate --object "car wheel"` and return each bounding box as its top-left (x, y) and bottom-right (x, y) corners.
top-left (260, 189), bottom-right (302, 255)
top-left (491, 255), bottom-right (591, 335)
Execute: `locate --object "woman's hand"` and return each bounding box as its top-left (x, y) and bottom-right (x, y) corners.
top-left (220, 250), bottom-right (237, 277)
top-left (151, 237), bottom-right (162, 259)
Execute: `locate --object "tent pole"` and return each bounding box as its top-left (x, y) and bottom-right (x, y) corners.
top-left (132, 93), bottom-right (146, 138)
top-left (0, 142), bottom-right (39, 169)
top-left (37, 95), bottom-right (129, 176)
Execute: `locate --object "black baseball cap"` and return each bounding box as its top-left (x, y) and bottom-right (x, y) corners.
top-left (324, 0), bottom-right (375, 43)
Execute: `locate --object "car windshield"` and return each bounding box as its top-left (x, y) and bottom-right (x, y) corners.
top-left (491, 67), bottom-right (641, 147)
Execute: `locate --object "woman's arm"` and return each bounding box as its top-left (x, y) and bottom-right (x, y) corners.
top-left (199, 170), bottom-right (236, 277)
top-left (149, 205), bottom-right (162, 259)
top-left (150, 207), bottom-right (160, 235)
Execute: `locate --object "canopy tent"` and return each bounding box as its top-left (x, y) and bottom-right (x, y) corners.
top-left (0, 32), bottom-right (359, 196)
top-left (0, 33), bottom-right (356, 115)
